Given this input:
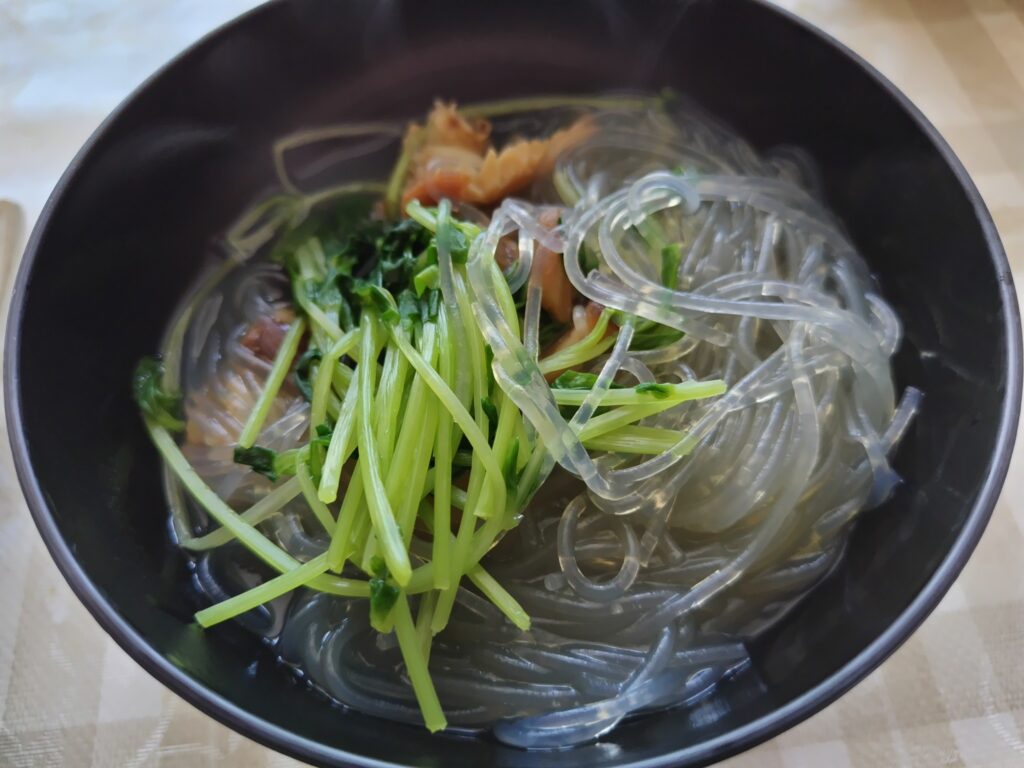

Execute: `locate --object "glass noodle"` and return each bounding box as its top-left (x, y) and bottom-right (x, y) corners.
top-left (139, 94), bottom-right (919, 748)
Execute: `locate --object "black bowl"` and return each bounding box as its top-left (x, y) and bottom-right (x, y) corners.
top-left (6, 1), bottom-right (1020, 766)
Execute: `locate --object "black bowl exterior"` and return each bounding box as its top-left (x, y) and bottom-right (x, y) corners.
top-left (5, 1), bottom-right (1020, 767)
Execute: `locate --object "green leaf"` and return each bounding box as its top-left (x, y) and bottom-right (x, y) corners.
top-left (552, 370), bottom-right (623, 390)
top-left (294, 346), bottom-right (322, 402)
top-left (277, 208), bottom-right (432, 331)
top-left (480, 396), bottom-right (498, 427)
top-left (132, 356), bottom-right (185, 431)
top-left (352, 281), bottom-right (399, 324)
top-left (413, 264), bottom-right (439, 295)
top-left (423, 287), bottom-right (440, 324)
top-left (308, 440), bottom-right (325, 486)
top-left (310, 258), bottom-right (358, 330)
top-left (233, 444), bottom-right (309, 481)
top-left (436, 205), bottom-right (470, 264)
top-left (502, 437), bottom-right (521, 493)
top-left (269, 195), bottom-right (376, 269)
top-left (635, 382), bottom-right (671, 399)
top-left (370, 578), bottom-right (400, 626)
top-left (314, 422), bottom-right (333, 447)
top-left (480, 396), bottom-right (498, 442)
top-left (630, 321), bottom-right (684, 351)
top-left (444, 229), bottom-right (470, 264)
top-left (368, 556), bottom-right (400, 626)
top-left (376, 218), bottom-right (434, 284)
top-left (418, 242), bottom-right (439, 270)
top-left (233, 445), bottom-right (280, 481)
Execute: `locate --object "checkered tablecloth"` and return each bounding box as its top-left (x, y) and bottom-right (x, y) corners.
top-left (2, 1), bottom-right (1023, 766)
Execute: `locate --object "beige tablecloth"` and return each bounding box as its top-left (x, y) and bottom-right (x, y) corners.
top-left (1, 1), bottom-right (1023, 766)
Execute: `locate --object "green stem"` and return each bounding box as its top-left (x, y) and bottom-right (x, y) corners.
top-left (577, 387), bottom-right (723, 443)
top-left (489, 261), bottom-right (522, 337)
top-left (151, 419), bottom-right (367, 598)
top-left (431, 388), bottom-right (517, 629)
top-left (431, 320), bottom-right (455, 590)
top-left (390, 326), bottom-right (506, 516)
top-left (326, 467), bottom-right (365, 572)
top-left (417, 504), bottom-right (531, 632)
top-left (331, 362), bottom-right (354, 397)
top-left (296, 460), bottom-right (336, 533)
top-left (430, 487), bottom-right (481, 635)
top-left (293, 278), bottom-right (343, 342)
top-left (147, 422), bottom-right (297, 573)
top-left (404, 200), bottom-right (437, 231)
top-left (552, 379), bottom-right (726, 407)
top-left (415, 590), bottom-right (438, 662)
top-left (180, 477), bottom-right (301, 551)
top-left (318, 359), bottom-right (361, 504)
top-left (237, 318), bottom-right (306, 449)
top-left (399, 412), bottom-right (438, 546)
top-left (356, 315), bottom-right (412, 586)
top-left (385, 339), bottom-right (440, 547)
top-left (393, 595), bottom-right (447, 732)
top-left (582, 424), bottom-right (692, 455)
top-left (311, 328), bottom-right (358, 436)
top-left (310, 573), bottom-right (375, 596)
top-left (458, 94), bottom-right (656, 119)
top-left (409, 512), bottom-right (507, 599)
top-left (373, 342), bottom-right (410, 476)
top-left (195, 553), bottom-right (367, 628)
top-left (537, 309), bottom-right (615, 375)
top-left (467, 566), bottom-right (530, 631)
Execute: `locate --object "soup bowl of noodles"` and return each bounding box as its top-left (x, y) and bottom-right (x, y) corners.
top-left (6, 0), bottom-right (1019, 766)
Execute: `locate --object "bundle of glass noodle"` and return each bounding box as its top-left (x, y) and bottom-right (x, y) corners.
top-left (134, 96), bottom-right (920, 748)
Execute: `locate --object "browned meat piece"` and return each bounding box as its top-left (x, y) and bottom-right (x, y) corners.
top-left (495, 234), bottom-right (518, 271)
top-left (400, 102), bottom-right (595, 208)
top-left (240, 307), bottom-right (296, 362)
top-left (530, 207), bottom-right (574, 324)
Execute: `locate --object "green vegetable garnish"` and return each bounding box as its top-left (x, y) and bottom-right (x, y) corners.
top-left (552, 370), bottom-right (623, 390)
top-left (369, 556), bottom-right (401, 628)
top-left (661, 243), bottom-right (682, 289)
top-left (134, 96), bottom-right (736, 736)
top-left (636, 382), bottom-right (671, 399)
top-left (233, 445), bottom-right (280, 481)
top-left (132, 356), bottom-right (185, 432)
top-left (480, 396), bottom-right (499, 427)
top-left (502, 437), bottom-right (521, 492)
top-left (293, 346), bottom-right (322, 402)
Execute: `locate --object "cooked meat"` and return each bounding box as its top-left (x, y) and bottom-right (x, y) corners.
top-left (240, 306), bottom-right (296, 362)
top-left (401, 101), bottom-right (595, 208)
top-left (529, 208), bottom-right (574, 324)
top-left (495, 234), bottom-right (519, 271)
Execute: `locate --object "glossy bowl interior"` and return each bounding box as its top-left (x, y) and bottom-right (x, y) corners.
top-left (6, 1), bottom-right (1020, 766)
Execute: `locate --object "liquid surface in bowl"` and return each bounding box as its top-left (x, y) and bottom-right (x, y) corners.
top-left (132, 94), bottom-right (919, 748)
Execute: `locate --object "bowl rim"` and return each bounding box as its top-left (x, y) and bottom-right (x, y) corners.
top-left (5, 1), bottom-right (1021, 766)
